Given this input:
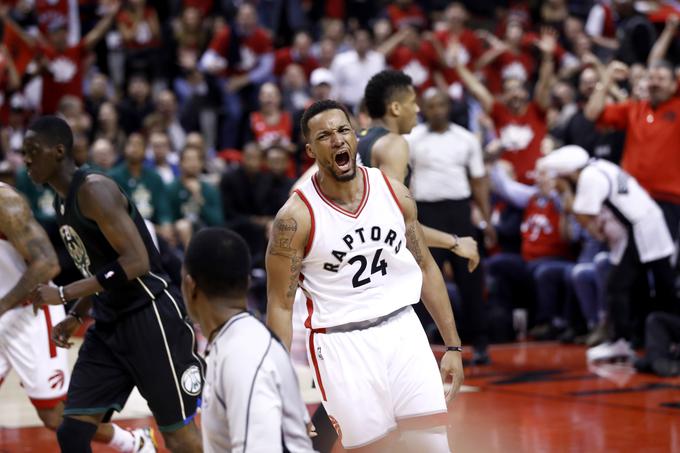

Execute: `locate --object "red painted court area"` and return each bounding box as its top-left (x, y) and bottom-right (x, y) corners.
top-left (1, 343), bottom-right (678, 452)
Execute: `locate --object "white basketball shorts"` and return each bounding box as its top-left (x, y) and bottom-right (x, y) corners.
top-left (306, 305), bottom-right (448, 449)
top-left (0, 304), bottom-right (70, 408)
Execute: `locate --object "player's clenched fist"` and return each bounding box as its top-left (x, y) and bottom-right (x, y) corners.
top-left (440, 351), bottom-right (465, 402)
top-left (52, 316), bottom-right (80, 349)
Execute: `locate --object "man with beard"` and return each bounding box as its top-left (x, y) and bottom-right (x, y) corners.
top-left (266, 99), bottom-right (465, 451)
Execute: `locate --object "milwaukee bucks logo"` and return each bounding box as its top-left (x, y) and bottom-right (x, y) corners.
top-left (59, 225), bottom-right (92, 278)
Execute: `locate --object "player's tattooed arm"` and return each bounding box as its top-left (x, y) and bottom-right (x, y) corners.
top-left (269, 217), bottom-right (302, 298)
top-left (390, 176), bottom-right (463, 337)
top-left (266, 197), bottom-right (310, 351)
top-left (0, 187), bottom-right (59, 315)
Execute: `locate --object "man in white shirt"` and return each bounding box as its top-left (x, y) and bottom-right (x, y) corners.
top-left (181, 228), bottom-right (314, 453)
top-left (330, 28), bottom-right (385, 109)
top-left (538, 145), bottom-right (677, 361)
top-left (407, 87), bottom-right (493, 364)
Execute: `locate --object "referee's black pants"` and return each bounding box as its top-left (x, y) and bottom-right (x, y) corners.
top-left (416, 198), bottom-right (488, 350)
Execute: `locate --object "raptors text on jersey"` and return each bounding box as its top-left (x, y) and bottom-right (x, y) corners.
top-left (294, 167), bottom-right (423, 329)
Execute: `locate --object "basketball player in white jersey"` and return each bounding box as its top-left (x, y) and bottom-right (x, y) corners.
top-left (0, 183), bottom-right (156, 452)
top-left (267, 100), bottom-right (465, 452)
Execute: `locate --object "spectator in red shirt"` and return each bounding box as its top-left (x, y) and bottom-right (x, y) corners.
top-left (384, 0), bottom-right (426, 30)
top-left (380, 25), bottom-right (439, 93)
top-left (488, 164), bottom-right (577, 341)
top-left (273, 30), bottom-right (319, 79)
top-left (249, 82), bottom-right (293, 152)
top-left (199, 2), bottom-right (274, 149)
top-left (37, 3), bottom-right (119, 115)
top-left (585, 59), bottom-right (680, 240)
top-left (435, 2), bottom-right (484, 100)
top-left (455, 29), bottom-right (557, 185)
top-left (249, 82), bottom-right (297, 177)
top-left (35, 0), bottom-right (80, 46)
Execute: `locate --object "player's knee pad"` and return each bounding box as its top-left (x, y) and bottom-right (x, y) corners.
top-left (57, 417), bottom-right (97, 453)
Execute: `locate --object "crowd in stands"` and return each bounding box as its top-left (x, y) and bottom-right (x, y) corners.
top-left (1, 0), bottom-right (680, 376)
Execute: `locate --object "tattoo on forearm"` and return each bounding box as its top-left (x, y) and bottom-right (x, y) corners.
top-left (0, 189), bottom-right (58, 310)
top-left (406, 224), bottom-right (423, 265)
top-left (268, 217), bottom-right (302, 298)
top-left (287, 254), bottom-right (301, 298)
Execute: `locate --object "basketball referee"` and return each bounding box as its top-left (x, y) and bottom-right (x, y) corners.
top-left (181, 228), bottom-right (315, 452)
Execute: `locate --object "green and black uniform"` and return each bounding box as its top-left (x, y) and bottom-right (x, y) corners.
top-left (357, 126), bottom-right (412, 186)
top-left (55, 167), bottom-right (204, 431)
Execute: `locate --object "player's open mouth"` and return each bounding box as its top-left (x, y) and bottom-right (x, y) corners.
top-left (334, 150), bottom-right (351, 170)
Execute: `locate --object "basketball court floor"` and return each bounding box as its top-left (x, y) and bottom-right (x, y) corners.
top-left (1, 341), bottom-right (678, 452)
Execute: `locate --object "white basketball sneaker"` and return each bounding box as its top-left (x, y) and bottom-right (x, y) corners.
top-left (131, 427), bottom-right (158, 453)
top-left (586, 338), bottom-right (636, 363)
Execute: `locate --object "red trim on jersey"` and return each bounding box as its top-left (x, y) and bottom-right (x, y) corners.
top-left (42, 306), bottom-right (57, 358)
top-left (303, 297), bottom-right (327, 400)
top-left (397, 411), bottom-right (449, 431)
top-left (380, 171), bottom-right (404, 214)
top-left (308, 332), bottom-right (327, 401)
top-left (294, 189), bottom-right (315, 257)
top-left (312, 167), bottom-right (370, 218)
top-left (30, 394), bottom-right (67, 409)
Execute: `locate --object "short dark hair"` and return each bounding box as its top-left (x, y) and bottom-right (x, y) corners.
top-left (28, 115), bottom-right (74, 156)
top-left (300, 99), bottom-right (352, 139)
top-left (184, 228), bottom-right (251, 299)
top-left (364, 70), bottom-right (413, 119)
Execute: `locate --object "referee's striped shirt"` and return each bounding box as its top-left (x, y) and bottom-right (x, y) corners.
top-left (201, 312), bottom-right (315, 453)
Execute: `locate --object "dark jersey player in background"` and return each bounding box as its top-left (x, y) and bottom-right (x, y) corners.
top-left (25, 116), bottom-right (203, 453)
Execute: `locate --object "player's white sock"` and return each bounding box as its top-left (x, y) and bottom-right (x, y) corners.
top-left (108, 424), bottom-right (135, 452)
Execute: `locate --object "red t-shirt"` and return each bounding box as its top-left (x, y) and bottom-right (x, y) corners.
top-left (436, 29), bottom-right (484, 96)
top-left (598, 98), bottom-right (680, 202)
top-left (3, 22), bottom-right (36, 78)
top-left (250, 111), bottom-right (293, 147)
top-left (491, 100), bottom-right (546, 185)
top-left (386, 4), bottom-right (427, 29)
top-left (208, 26), bottom-right (272, 76)
top-left (250, 111), bottom-right (297, 177)
top-left (387, 41), bottom-right (438, 92)
top-left (521, 195), bottom-right (571, 261)
top-left (274, 48), bottom-right (319, 78)
top-left (485, 34), bottom-right (565, 93)
top-left (36, 0), bottom-right (70, 36)
top-left (117, 7), bottom-right (161, 50)
top-left (40, 41), bottom-right (87, 114)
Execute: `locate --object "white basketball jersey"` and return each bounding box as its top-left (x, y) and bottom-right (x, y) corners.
top-left (295, 166), bottom-right (423, 329)
top-left (0, 183), bottom-right (28, 299)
